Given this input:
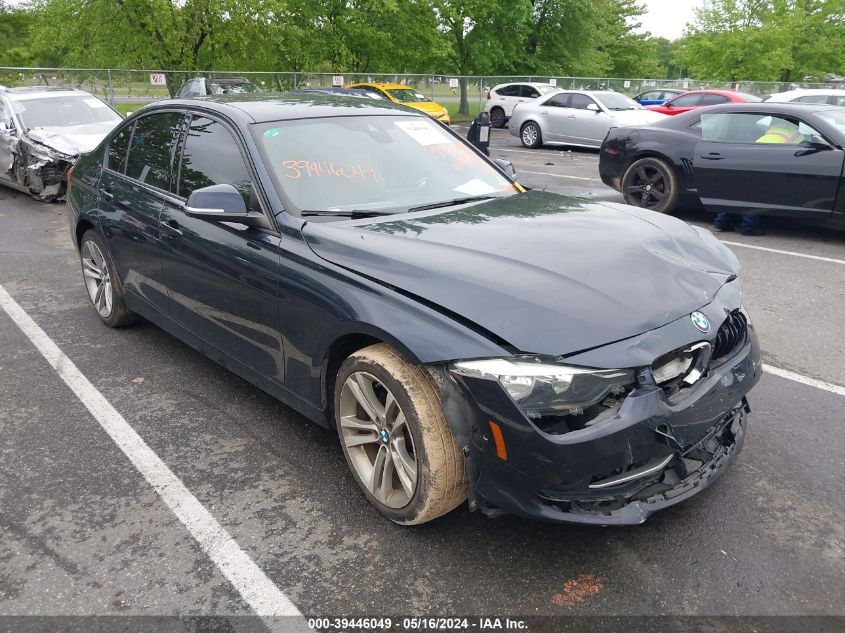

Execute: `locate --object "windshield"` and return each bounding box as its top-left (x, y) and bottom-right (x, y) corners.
top-left (537, 85), bottom-right (561, 95)
top-left (209, 81), bottom-right (261, 94)
top-left (387, 89), bottom-right (430, 103)
top-left (817, 110), bottom-right (845, 134)
top-left (13, 96), bottom-right (121, 129)
top-left (594, 92), bottom-right (642, 111)
top-left (254, 115), bottom-right (518, 216)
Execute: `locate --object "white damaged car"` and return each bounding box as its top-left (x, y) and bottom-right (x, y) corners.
top-left (509, 90), bottom-right (667, 149)
top-left (0, 86), bottom-right (122, 201)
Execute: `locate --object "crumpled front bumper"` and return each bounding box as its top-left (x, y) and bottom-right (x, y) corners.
top-left (445, 321), bottom-right (761, 526)
top-left (0, 132), bottom-right (73, 201)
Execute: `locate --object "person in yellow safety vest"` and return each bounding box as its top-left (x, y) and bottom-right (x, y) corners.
top-left (756, 118), bottom-right (804, 144)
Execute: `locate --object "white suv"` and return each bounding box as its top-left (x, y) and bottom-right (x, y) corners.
top-left (484, 82), bottom-right (562, 128)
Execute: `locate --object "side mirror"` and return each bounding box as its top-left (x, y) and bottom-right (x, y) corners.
top-left (493, 158), bottom-right (516, 179)
top-left (586, 103), bottom-right (601, 113)
top-left (184, 183), bottom-right (271, 229)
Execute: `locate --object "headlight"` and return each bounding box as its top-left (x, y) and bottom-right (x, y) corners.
top-left (451, 357), bottom-right (634, 416)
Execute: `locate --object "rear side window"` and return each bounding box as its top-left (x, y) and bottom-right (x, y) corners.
top-left (177, 115), bottom-right (254, 208)
top-left (496, 85), bottom-right (521, 97)
top-left (126, 112), bottom-right (183, 190)
top-left (700, 94), bottom-right (730, 105)
top-left (106, 123), bottom-right (134, 173)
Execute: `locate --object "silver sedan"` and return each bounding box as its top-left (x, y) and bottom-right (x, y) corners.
top-left (508, 90), bottom-right (667, 149)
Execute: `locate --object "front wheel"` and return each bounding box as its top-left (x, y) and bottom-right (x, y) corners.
top-left (334, 344), bottom-right (467, 525)
top-left (621, 157), bottom-right (680, 213)
top-left (79, 229), bottom-right (136, 327)
top-left (520, 121), bottom-right (543, 149)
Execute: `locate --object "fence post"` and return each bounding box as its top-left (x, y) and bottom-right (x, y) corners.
top-left (107, 69), bottom-right (114, 106)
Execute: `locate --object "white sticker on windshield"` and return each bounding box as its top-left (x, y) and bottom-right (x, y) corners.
top-left (395, 120), bottom-right (451, 146)
top-left (84, 98), bottom-right (108, 108)
top-left (455, 178), bottom-right (498, 196)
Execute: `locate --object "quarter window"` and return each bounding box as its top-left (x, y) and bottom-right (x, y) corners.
top-left (125, 112), bottom-right (183, 190)
top-left (106, 123), bottom-right (134, 173)
top-left (177, 115), bottom-right (254, 208)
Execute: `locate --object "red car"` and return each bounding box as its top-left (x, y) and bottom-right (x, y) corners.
top-left (646, 89), bottom-right (762, 115)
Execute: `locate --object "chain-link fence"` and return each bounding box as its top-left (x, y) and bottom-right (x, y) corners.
top-left (2, 67), bottom-right (843, 117)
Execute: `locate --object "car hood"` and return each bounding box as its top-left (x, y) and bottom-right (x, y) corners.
top-left (25, 121), bottom-right (119, 157)
top-left (301, 191), bottom-right (740, 357)
top-left (404, 101), bottom-right (448, 117)
top-left (608, 109), bottom-right (667, 126)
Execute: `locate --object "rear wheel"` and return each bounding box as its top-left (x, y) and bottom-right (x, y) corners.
top-left (334, 343), bottom-right (467, 525)
top-left (520, 121), bottom-right (542, 149)
top-left (79, 229), bottom-right (136, 327)
top-left (490, 107), bottom-right (506, 128)
top-left (621, 157), bottom-right (679, 213)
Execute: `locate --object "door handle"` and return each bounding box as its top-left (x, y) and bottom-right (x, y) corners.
top-left (568, 115), bottom-right (576, 119)
top-left (160, 219), bottom-right (183, 238)
top-left (700, 152), bottom-right (724, 160)
top-left (99, 188), bottom-right (113, 201)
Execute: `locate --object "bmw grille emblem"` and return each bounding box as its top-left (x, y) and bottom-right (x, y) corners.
top-left (690, 311), bottom-right (711, 333)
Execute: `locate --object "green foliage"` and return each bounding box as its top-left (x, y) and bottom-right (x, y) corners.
top-left (0, 1), bottom-right (37, 66)
top-left (679, 0), bottom-right (845, 81)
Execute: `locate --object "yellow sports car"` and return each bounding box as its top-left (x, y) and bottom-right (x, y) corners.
top-left (345, 82), bottom-right (451, 125)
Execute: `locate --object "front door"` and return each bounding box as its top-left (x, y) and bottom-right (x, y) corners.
top-left (559, 94), bottom-right (610, 145)
top-left (98, 111), bottom-right (184, 313)
top-left (693, 112), bottom-right (842, 219)
top-left (158, 113), bottom-right (284, 381)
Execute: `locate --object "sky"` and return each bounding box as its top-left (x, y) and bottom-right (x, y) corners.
top-left (638, 0), bottom-right (704, 40)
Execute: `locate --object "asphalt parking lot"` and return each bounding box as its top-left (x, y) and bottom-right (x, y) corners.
top-left (1, 126), bottom-right (843, 629)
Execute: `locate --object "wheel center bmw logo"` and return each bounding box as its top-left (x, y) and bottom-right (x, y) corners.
top-left (690, 311), bottom-right (710, 333)
top-left (379, 430), bottom-right (390, 443)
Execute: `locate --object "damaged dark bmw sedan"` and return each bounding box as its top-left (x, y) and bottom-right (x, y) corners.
top-left (67, 95), bottom-right (761, 525)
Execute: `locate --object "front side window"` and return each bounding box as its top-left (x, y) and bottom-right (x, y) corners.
top-left (12, 95), bottom-right (121, 129)
top-left (544, 93), bottom-right (570, 108)
top-left (700, 113), bottom-right (822, 145)
top-left (569, 94), bottom-right (597, 110)
top-left (699, 94), bottom-right (730, 106)
top-left (106, 123), bottom-right (134, 173)
top-left (387, 89), bottom-right (430, 103)
top-left (670, 93), bottom-right (701, 107)
top-left (254, 115), bottom-right (518, 216)
top-left (178, 115), bottom-right (254, 208)
top-left (125, 112), bottom-right (183, 190)
top-left (522, 86), bottom-right (540, 98)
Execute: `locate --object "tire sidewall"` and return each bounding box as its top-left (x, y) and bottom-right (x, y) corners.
top-left (79, 229), bottom-right (122, 327)
top-left (490, 107), bottom-right (506, 128)
top-left (334, 353), bottom-right (434, 524)
top-left (622, 157), bottom-right (679, 214)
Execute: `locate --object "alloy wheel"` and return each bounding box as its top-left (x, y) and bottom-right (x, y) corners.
top-left (339, 371), bottom-right (418, 509)
top-left (624, 165), bottom-right (668, 209)
top-left (81, 240), bottom-right (113, 318)
top-left (522, 124), bottom-right (538, 147)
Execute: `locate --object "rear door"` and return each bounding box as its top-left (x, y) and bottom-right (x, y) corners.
top-left (158, 112), bottom-right (284, 380)
top-left (98, 111), bottom-right (184, 313)
top-left (693, 111), bottom-right (842, 219)
top-left (535, 92), bottom-right (570, 141)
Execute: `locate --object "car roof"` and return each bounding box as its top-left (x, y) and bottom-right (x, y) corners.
top-left (348, 82), bottom-right (412, 90)
top-left (0, 86), bottom-right (92, 100)
top-left (494, 82), bottom-right (560, 88)
top-left (162, 92), bottom-right (423, 123)
top-left (207, 77), bottom-right (255, 84)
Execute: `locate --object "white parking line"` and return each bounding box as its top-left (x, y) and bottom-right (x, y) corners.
top-left (493, 147), bottom-right (598, 159)
top-left (0, 283), bottom-right (305, 624)
top-left (518, 170), bottom-right (601, 182)
top-left (720, 241), bottom-right (845, 266)
top-left (762, 364), bottom-right (845, 397)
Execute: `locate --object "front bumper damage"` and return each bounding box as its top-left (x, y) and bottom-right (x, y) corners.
top-left (433, 291), bottom-right (762, 525)
top-left (0, 131), bottom-right (73, 201)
